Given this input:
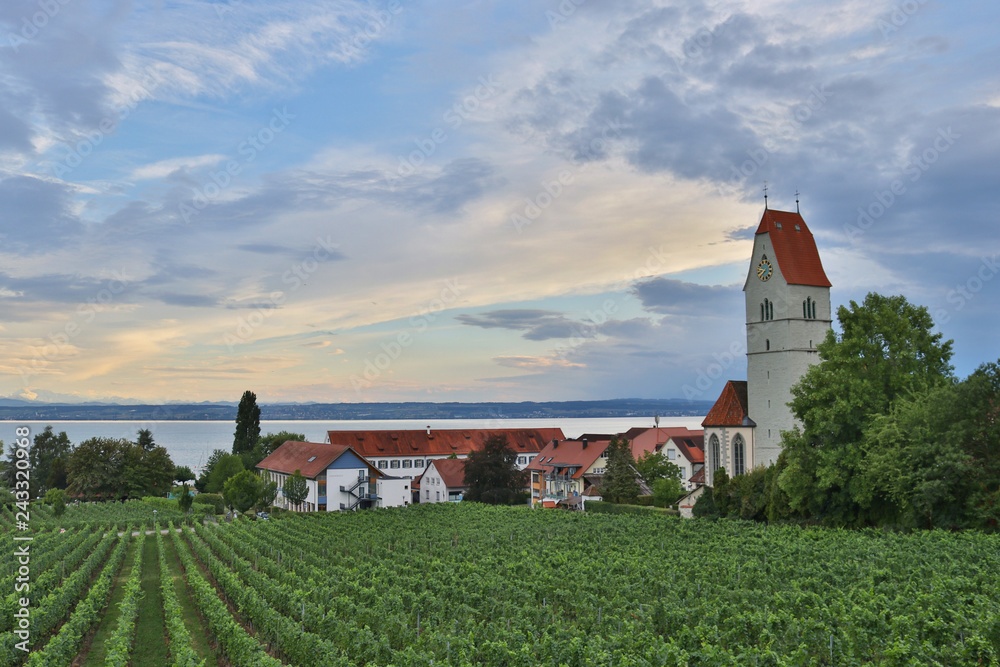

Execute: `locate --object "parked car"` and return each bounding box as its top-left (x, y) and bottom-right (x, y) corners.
top-left (256, 511), bottom-right (270, 520)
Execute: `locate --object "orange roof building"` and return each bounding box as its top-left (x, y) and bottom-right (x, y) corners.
top-left (326, 427), bottom-right (563, 477)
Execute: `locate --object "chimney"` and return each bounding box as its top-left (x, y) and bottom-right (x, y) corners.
top-left (582, 438), bottom-right (588, 449)
top-left (426, 426), bottom-right (431, 436)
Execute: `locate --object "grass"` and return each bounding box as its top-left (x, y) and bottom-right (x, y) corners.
top-left (79, 539), bottom-right (139, 666)
top-left (162, 530), bottom-right (218, 664)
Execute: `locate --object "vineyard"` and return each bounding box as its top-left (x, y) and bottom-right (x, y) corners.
top-left (1, 502), bottom-right (999, 665)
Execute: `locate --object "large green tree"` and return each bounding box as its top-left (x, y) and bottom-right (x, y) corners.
top-left (66, 436), bottom-right (176, 500)
top-left (600, 436), bottom-right (640, 504)
top-left (283, 469), bottom-right (308, 510)
top-left (29, 426), bottom-right (72, 496)
top-left (195, 449), bottom-right (228, 492)
top-left (463, 435), bottom-right (527, 505)
top-left (777, 293), bottom-right (955, 526)
top-left (233, 390), bottom-right (261, 458)
top-left (205, 454), bottom-right (245, 494)
top-left (634, 450), bottom-right (682, 487)
top-left (223, 470), bottom-right (262, 514)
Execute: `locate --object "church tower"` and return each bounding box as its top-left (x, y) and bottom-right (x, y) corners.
top-left (743, 207), bottom-right (831, 466)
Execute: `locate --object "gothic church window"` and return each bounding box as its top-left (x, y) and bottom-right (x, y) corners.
top-left (733, 435), bottom-right (745, 476)
top-left (709, 434), bottom-right (720, 477)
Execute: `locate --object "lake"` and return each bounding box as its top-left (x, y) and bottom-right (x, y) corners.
top-left (5, 416), bottom-right (705, 474)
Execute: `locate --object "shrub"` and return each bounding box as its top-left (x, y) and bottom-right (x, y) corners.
top-left (635, 495), bottom-right (654, 506)
top-left (692, 489), bottom-right (719, 520)
top-left (193, 493), bottom-right (225, 514)
top-left (585, 501), bottom-right (678, 516)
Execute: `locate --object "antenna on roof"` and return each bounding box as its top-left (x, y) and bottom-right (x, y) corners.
top-left (762, 181), bottom-right (768, 209)
top-left (795, 188), bottom-right (800, 213)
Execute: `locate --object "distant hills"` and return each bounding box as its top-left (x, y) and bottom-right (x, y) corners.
top-left (0, 399), bottom-right (711, 421)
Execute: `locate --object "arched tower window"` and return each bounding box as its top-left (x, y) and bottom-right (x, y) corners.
top-left (769, 300), bottom-right (774, 320)
top-left (761, 303), bottom-right (765, 321)
top-left (766, 339), bottom-right (770, 350)
top-left (733, 435), bottom-right (745, 477)
top-left (803, 300), bottom-right (808, 318)
top-left (709, 434), bottom-right (720, 480)
top-left (811, 299), bottom-right (816, 319)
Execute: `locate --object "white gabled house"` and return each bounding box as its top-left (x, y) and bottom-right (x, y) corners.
top-left (418, 458), bottom-right (468, 503)
top-left (257, 440), bottom-right (411, 511)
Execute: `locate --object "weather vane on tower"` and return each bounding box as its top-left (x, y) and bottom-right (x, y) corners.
top-left (763, 181), bottom-right (768, 209)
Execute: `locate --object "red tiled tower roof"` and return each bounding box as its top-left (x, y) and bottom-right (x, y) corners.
top-left (753, 209), bottom-right (831, 287)
top-left (702, 381), bottom-right (754, 427)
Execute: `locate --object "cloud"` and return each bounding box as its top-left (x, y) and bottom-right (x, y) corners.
top-left (632, 278), bottom-right (742, 316)
top-left (0, 176), bottom-right (84, 253)
top-left (493, 355), bottom-right (585, 371)
top-left (457, 309), bottom-right (599, 341)
top-left (131, 155), bottom-right (226, 180)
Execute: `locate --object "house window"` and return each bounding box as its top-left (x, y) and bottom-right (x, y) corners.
top-left (680, 467), bottom-right (686, 480)
top-left (733, 435), bottom-right (746, 477)
top-left (436, 491), bottom-right (440, 501)
top-left (402, 460), bottom-right (412, 468)
top-left (318, 481), bottom-right (326, 497)
top-left (378, 460), bottom-right (387, 469)
top-left (517, 456), bottom-right (526, 465)
top-left (390, 461), bottom-right (400, 469)
top-left (600, 451), bottom-right (608, 459)
top-left (667, 449), bottom-right (676, 460)
top-left (413, 459), bottom-right (423, 468)
top-left (425, 489), bottom-right (429, 500)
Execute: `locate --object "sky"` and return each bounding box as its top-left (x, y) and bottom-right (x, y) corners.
top-left (0, 0), bottom-right (997, 405)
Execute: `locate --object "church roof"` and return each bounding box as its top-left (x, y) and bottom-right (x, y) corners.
top-left (753, 209), bottom-right (831, 287)
top-left (702, 380), bottom-right (755, 427)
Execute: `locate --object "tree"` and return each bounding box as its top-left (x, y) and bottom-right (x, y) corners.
top-left (233, 391), bottom-right (261, 458)
top-left (205, 454), bottom-right (245, 494)
top-left (45, 488), bottom-right (66, 517)
top-left (463, 435), bottom-right (527, 505)
top-left (256, 474), bottom-right (279, 512)
top-left (122, 443), bottom-right (175, 498)
top-left (67, 438), bottom-right (129, 500)
top-left (174, 465), bottom-right (196, 484)
top-left (652, 476), bottom-right (684, 508)
top-left (778, 293), bottom-right (956, 526)
top-left (137, 428), bottom-right (156, 451)
top-left (195, 449), bottom-right (228, 492)
top-left (29, 426), bottom-right (72, 496)
top-left (223, 470), bottom-right (261, 514)
top-left (46, 458), bottom-right (68, 491)
top-left (178, 484), bottom-right (194, 513)
top-left (283, 469), bottom-right (308, 510)
top-left (600, 436), bottom-right (640, 504)
top-left (635, 450), bottom-right (682, 487)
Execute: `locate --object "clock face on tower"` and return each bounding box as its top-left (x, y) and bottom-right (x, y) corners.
top-left (757, 256), bottom-right (773, 281)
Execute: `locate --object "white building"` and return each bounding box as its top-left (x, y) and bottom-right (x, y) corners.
top-left (257, 440), bottom-right (411, 511)
top-left (704, 206), bottom-right (832, 484)
top-left (418, 458), bottom-right (468, 503)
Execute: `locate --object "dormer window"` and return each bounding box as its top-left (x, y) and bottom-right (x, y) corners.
top-left (794, 224), bottom-right (801, 231)
top-left (775, 222), bottom-right (782, 229)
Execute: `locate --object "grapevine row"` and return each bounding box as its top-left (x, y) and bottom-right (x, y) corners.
top-left (167, 523), bottom-right (283, 667)
top-left (103, 530), bottom-right (146, 667)
top-left (25, 529), bottom-right (132, 666)
top-left (155, 526), bottom-right (205, 667)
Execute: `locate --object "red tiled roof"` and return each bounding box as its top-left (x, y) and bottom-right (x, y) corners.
top-left (753, 209), bottom-right (831, 287)
top-left (674, 437), bottom-right (704, 464)
top-left (428, 458), bottom-right (468, 489)
top-left (526, 438), bottom-right (610, 479)
top-left (626, 426), bottom-right (703, 459)
top-left (327, 428), bottom-right (563, 459)
top-left (256, 441), bottom-right (378, 479)
top-left (702, 381), bottom-right (753, 427)
top-left (690, 468), bottom-right (705, 484)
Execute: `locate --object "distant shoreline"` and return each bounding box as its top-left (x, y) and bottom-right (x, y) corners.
top-left (0, 399), bottom-right (712, 422)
